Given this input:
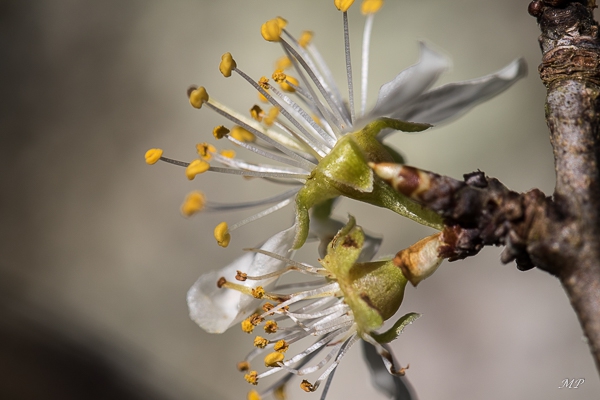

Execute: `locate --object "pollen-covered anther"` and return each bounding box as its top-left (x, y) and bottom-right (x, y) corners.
top-left (185, 159), bottom-right (210, 180)
top-left (264, 320), bottom-right (278, 334)
top-left (251, 286), bottom-right (265, 299)
top-left (196, 142), bottom-right (216, 160)
top-left (188, 86), bottom-right (209, 109)
top-left (253, 336), bottom-right (269, 349)
top-left (261, 19), bottom-right (282, 42)
top-left (334, 0), bottom-right (355, 12)
top-left (237, 361), bottom-right (250, 372)
top-left (273, 339), bottom-right (289, 353)
top-left (235, 270), bottom-right (248, 281)
top-left (247, 390), bottom-right (261, 400)
top-left (250, 105), bottom-right (264, 122)
top-left (258, 77), bottom-right (270, 90)
top-left (241, 319), bottom-right (255, 334)
top-left (298, 31), bottom-right (314, 48)
top-left (280, 76), bottom-right (298, 93)
top-left (361, 0), bottom-right (384, 14)
top-left (214, 222), bottom-right (231, 247)
top-left (213, 125), bottom-right (230, 139)
top-left (262, 302), bottom-right (275, 314)
top-left (300, 380), bottom-right (315, 392)
top-left (180, 190), bottom-right (206, 217)
top-left (263, 107), bottom-right (279, 126)
top-left (264, 352), bottom-right (284, 367)
top-left (244, 371), bottom-right (259, 385)
top-left (144, 148), bottom-right (163, 165)
top-left (231, 126), bottom-right (256, 143)
top-left (250, 313), bottom-right (265, 326)
top-left (219, 52), bottom-right (237, 77)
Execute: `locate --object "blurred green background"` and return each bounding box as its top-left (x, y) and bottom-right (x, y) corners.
top-left (1, 1), bottom-right (598, 399)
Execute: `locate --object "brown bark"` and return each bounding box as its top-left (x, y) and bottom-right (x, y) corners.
top-left (374, 0), bottom-right (600, 375)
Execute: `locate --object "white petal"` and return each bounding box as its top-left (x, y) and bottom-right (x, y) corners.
top-left (187, 225), bottom-right (296, 333)
top-left (392, 58), bottom-right (527, 125)
top-left (364, 42), bottom-right (450, 120)
top-left (309, 216), bottom-right (382, 262)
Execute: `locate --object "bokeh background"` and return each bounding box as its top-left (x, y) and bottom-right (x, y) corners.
top-left (2, 1), bottom-right (599, 399)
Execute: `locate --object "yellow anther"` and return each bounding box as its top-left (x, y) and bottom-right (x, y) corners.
top-left (144, 148), bottom-right (163, 165)
top-left (241, 319), bottom-right (255, 334)
top-left (262, 302), bottom-right (275, 313)
top-left (244, 371), bottom-right (259, 385)
top-left (264, 352), bottom-right (284, 367)
top-left (261, 19), bottom-right (282, 42)
top-left (230, 126), bottom-right (256, 143)
top-left (300, 380), bottom-right (315, 392)
top-left (264, 107), bottom-right (280, 126)
top-left (237, 361), bottom-right (250, 371)
top-left (298, 31), bottom-right (314, 48)
top-left (219, 52), bottom-right (237, 77)
top-left (258, 77), bottom-right (270, 90)
top-left (279, 75), bottom-right (298, 93)
top-left (220, 149), bottom-right (236, 159)
top-left (272, 70), bottom-right (287, 83)
top-left (275, 16), bottom-right (287, 29)
top-left (214, 221), bottom-right (231, 247)
top-left (196, 142), bottom-right (216, 160)
top-left (334, 0), bottom-right (355, 12)
top-left (251, 286), bottom-right (265, 299)
top-left (247, 390), bottom-right (262, 400)
top-left (264, 320), bottom-right (278, 334)
top-left (250, 105), bottom-right (264, 122)
top-left (185, 159), bottom-right (210, 180)
top-left (273, 340), bottom-right (289, 353)
top-left (361, 0), bottom-right (384, 14)
top-left (258, 92), bottom-right (268, 103)
top-left (250, 313), bottom-right (264, 326)
top-left (189, 86), bottom-right (209, 109)
top-left (213, 125), bottom-right (230, 140)
top-left (275, 56), bottom-right (292, 70)
top-left (253, 336), bottom-right (269, 349)
top-left (274, 385), bottom-right (286, 400)
top-left (180, 191), bottom-right (206, 217)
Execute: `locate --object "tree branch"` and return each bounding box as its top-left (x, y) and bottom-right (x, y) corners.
top-left (373, 0), bottom-right (600, 376)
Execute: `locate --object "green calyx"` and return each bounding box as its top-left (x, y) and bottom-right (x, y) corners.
top-left (319, 217), bottom-right (409, 335)
top-left (292, 118), bottom-right (443, 249)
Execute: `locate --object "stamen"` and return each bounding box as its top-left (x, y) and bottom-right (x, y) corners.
top-left (186, 159), bottom-right (210, 180)
top-left (311, 334), bottom-right (360, 391)
top-left (144, 148), bottom-right (163, 165)
top-left (275, 55), bottom-right (292, 70)
top-left (264, 352), bottom-right (285, 367)
top-left (228, 197), bottom-right (294, 231)
top-left (300, 380), bottom-right (315, 392)
top-left (254, 336), bottom-right (269, 349)
top-left (230, 126), bottom-right (256, 142)
top-left (250, 105), bottom-right (264, 122)
top-left (205, 188), bottom-right (299, 211)
top-left (237, 361), bottom-right (251, 371)
top-left (214, 221), bottom-right (231, 247)
top-left (341, 10), bottom-right (355, 123)
top-left (264, 321), bottom-right (278, 334)
top-left (220, 149), bottom-right (236, 158)
top-left (360, 12), bottom-right (375, 115)
top-left (298, 31), bottom-right (314, 48)
top-left (219, 52), bottom-right (237, 77)
top-left (274, 340), bottom-right (289, 353)
top-left (261, 19), bottom-right (283, 42)
top-left (180, 191), bottom-right (206, 217)
top-left (213, 125), bottom-right (230, 139)
top-left (361, 0), bottom-right (384, 14)
top-left (334, 0), bottom-right (355, 12)
top-left (247, 389), bottom-right (261, 400)
top-left (244, 248), bottom-right (329, 275)
top-left (244, 371), bottom-right (259, 385)
top-left (196, 142), bottom-right (216, 160)
top-left (189, 86), bottom-right (209, 109)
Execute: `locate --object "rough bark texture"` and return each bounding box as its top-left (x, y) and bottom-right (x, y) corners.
top-left (376, 0), bottom-right (600, 376)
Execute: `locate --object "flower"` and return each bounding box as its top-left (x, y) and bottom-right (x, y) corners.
top-left (188, 216), bottom-right (422, 399)
top-left (145, 1), bottom-right (526, 250)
